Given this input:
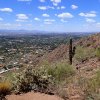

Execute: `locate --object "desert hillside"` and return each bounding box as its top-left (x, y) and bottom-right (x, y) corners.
top-left (0, 33), bottom-right (100, 100)
top-left (40, 33), bottom-right (100, 64)
top-left (38, 33), bottom-right (100, 99)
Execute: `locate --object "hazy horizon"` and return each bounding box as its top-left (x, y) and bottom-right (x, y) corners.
top-left (0, 29), bottom-right (99, 33)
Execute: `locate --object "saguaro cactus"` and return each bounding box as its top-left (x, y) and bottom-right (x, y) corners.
top-left (69, 38), bottom-right (76, 65)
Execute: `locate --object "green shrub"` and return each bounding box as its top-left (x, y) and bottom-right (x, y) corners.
top-left (77, 70), bottom-right (100, 100)
top-left (13, 68), bottom-right (54, 94)
top-left (74, 46), bottom-right (95, 62)
top-left (45, 62), bottom-right (75, 83)
top-left (84, 70), bottom-right (100, 100)
top-left (13, 61), bottom-right (75, 94)
top-left (95, 48), bottom-right (100, 60)
top-left (87, 70), bottom-right (100, 92)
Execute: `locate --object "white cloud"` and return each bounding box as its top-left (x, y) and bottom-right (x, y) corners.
top-left (61, 6), bottom-right (66, 9)
top-left (34, 17), bottom-right (40, 21)
top-left (51, 0), bottom-right (61, 6)
top-left (96, 23), bottom-right (100, 27)
top-left (97, 23), bottom-right (100, 25)
top-left (57, 12), bottom-right (73, 19)
top-left (38, 6), bottom-right (54, 10)
top-left (44, 19), bottom-right (55, 24)
top-left (48, 6), bottom-right (55, 9)
top-left (18, 0), bottom-right (32, 1)
top-left (4, 23), bottom-right (11, 26)
top-left (57, 6), bottom-right (66, 10)
top-left (0, 23), bottom-right (22, 29)
top-left (40, 0), bottom-right (45, 2)
top-left (44, 19), bottom-right (55, 22)
top-left (0, 8), bottom-right (13, 12)
top-left (79, 11), bottom-right (96, 17)
top-left (86, 18), bottom-right (96, 23)
top-left (71, 5), bottom-right (78, 9)
top-left (38, 6), bottom-right (47, 10)
top-left (61, 19), bottom-right (67, 22)
top-left (0, 17), bottom-right (3, 21)
top-left (89, 11), bottom-right (96, 13)
top-left (42, 14), bottom-right (50, 17)
top-left (16, 19), bottom-right (27, 22)
top-left (16, 14), bottom-right (28, 20)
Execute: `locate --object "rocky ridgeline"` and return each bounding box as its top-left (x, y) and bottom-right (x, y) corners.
top-left (39, 33), bottom-right (100, 64)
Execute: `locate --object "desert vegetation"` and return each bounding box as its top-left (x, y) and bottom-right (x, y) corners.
top-left (0, 62), bottom-right (75, 99)
top-left (95, 48), bottom-right (100, 60)
top-left (0, 33), bottom-right (100, 100)
top-left (0, 82), bottom-right (12, 99)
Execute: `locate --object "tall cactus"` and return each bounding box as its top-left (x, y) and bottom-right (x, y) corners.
top-left (69, 38), bottom-right (76, 65)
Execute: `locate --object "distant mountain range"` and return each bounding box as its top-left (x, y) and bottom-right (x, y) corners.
top-left (0, 29), bottom-right (98, 36)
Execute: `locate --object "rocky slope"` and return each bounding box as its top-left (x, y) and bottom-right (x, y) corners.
top-left (40, 33), bottom-right (100, 64)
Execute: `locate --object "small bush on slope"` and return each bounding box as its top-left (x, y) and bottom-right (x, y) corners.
top-left (95, 48), bottom-right (100, 60)
top-left (13, 61), bottom-right (75, 96)
top-left (78, 70), bottom-right (100, 100)
top-left (45, 62), bottom-right (75, 83)
top-left (13, 68), bottom-right (54, 94)
top-left (0, 82), bottom-right (12, 99)
top-left (74, 46), bottom-right (95, 62)
top-left (86, 70), bottom-right (100, 92)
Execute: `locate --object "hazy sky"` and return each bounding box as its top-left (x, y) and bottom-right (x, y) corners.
top-left (0, 0), bottom-right (100, 32)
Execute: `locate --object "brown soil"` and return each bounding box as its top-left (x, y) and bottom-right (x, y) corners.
top-left (6, 92), bottom-right (63, 100)
top-left (76, 33), bottom-right (100, 48)
top-left (39, 44), bottom-right (69, 64)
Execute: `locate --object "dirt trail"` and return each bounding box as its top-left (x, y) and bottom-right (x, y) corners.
top-left (6, 92), bottom-right (63, 100)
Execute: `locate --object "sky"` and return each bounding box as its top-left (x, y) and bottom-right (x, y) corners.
top-left (0, 0), bottom-right (100, 32)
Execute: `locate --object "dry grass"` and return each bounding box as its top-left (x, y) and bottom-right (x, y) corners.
top-left (77, 70), bottom-right (100, 100)
top-left (0, 82), bottom-right (11, 99)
